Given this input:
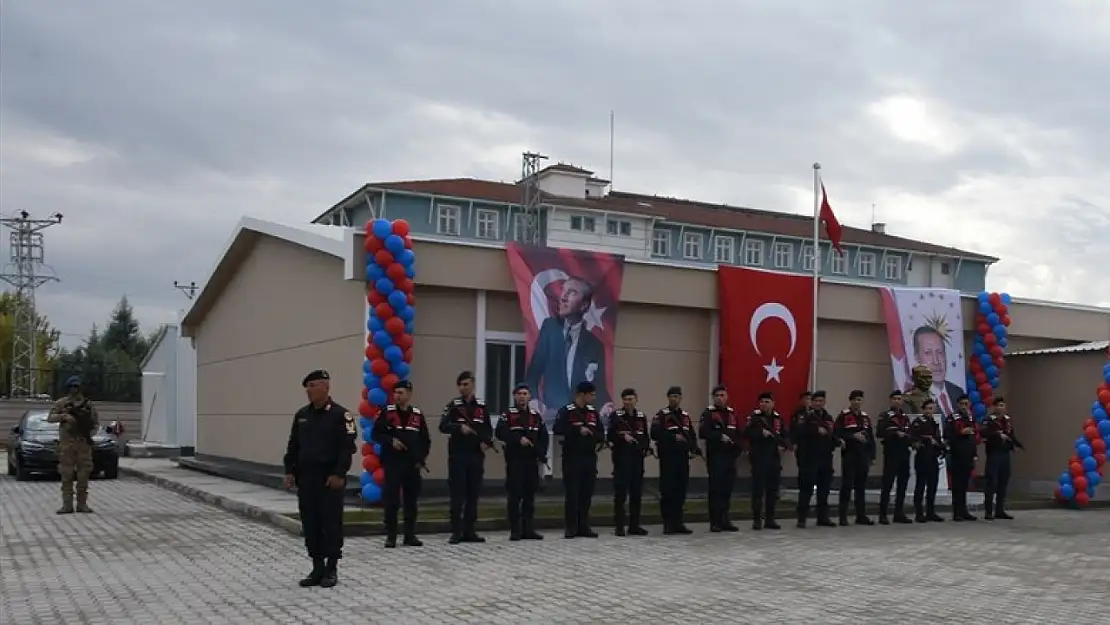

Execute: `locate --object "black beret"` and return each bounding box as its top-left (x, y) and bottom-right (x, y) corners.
top-left (620, 388), bottom-right (637, 398)
top-left (395, 380), bottom-right (413, 390)
top-left (456, 370), bottom-right (474, 384)
top-left (575, 381), bottom-right (596, 394)
top-left (758, 391), bottom-right (773, 401)
top-left (302, 370), bottom-right (330, 386)
top-left (849, 390), bottom-right (864, 400)
top-left (711, 385), bottom-right (727, 395)
top-left (992, 396), bottom-right (1006, 405)
top-left (956, 394), bottom-right (970, 403)
top-left (666, 386), bottom-right (682, 396)
top-left (811, 390), bottom-right (827, 399)
top-left (799, 391), bottom-right (812, 399)
top-left (513, 383), bottom-right (530, 393)
top-left (889, 390), bottom-right (903, 399)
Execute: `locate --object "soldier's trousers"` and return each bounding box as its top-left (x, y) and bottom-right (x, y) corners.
top-left (984, 451), bottom-right (1012, 515)
top-left (796, 454), bottom-right (833, 521)
top-left (296, 467), bottom-right (346, 559)
top-left (612, 457), bottom-right (645, 529)
top-left (949, 452), bottom-right (975, 517)
top-left (59, 441), bottom-right (93, 504)
top-left (505, 460), bottom-right (539, 533)
top-left (913, 452), bottom-right (940, 516)
top-left (706, 454), bottom-right (736, 525)
top-left (838, 452), bottom-right (870, 520)
top-left (448, 456), bottom-right (484, 535)
top-left (749, 452), bottom-right (781, 522)
top-left (658, 457), bottom-right (690, 528)
top-left (383, 461), bottom-right (422, 537)
top-left (880, 451), bottom-right (911, 517)
top-left (561, 456), bottom-right (597, 535)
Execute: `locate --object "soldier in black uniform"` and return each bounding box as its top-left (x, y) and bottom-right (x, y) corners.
top-left (438, 370), bottom-right (494, 544)
top-left (982, 396), bottom-right (1023, 520)
top-left (494, 383), bottom-right (548, 540)
top-left (371, 380), bottom-right (432, 548)
top-left (552, 381), bottom-right (604, 539)
top-left (945, 394), bottom-right (980, 522)
top-left (651, 386), bottom-right (697, 535)
top-left (790, 391), bottom-right (812, 473)
top-left (795, 390), bottom-right (838, 528)
top-left (834, 390), bottom-right (876, 526)
top-left (877, 390), bottom-right (914, 524)
top-left (282, 370), bottom-right (357, 588)
top-left (910, 399), bottom-right (945, 523)
top-left (743, 391), bottom-right (788, 531)
top-left (699, 385), bottom-right (741, 533)
top-left (607, 388), bottom-right (651, 536)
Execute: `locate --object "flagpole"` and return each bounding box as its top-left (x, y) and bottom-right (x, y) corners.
top-left (811, 163), bottom-right (821, 390)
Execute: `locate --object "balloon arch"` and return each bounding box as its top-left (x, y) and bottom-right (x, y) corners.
top-left (966, 291), bottom-right (1013, 423)
top-left (1055, 359), bottom-right (1110, 508)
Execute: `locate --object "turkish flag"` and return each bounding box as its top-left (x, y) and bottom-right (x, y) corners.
top-left (718, 266), bottom-right (815, 419)
top-left (820, 183), bottom-right (844, 256)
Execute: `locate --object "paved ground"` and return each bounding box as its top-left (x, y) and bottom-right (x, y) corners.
top-left (2, 473), bottom-right (1107, 625)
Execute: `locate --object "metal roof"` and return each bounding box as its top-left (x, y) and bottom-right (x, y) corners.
top-left (1009, 341), bottom-right (1110, 356)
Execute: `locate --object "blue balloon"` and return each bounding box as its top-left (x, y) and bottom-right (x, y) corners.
top-left (1099, 420), bottom-right (1110, 437)
top-left (986, 365), bottom-right (998, 379)
top-left (987, 312), bottom-right (1000, 326)
top-left (361, 482), bottom-right (383, 504)
top-left (396, 248), bottom-right (415, 267)
top-left (998, 336), bottom-right (1008, 349)
top-left (993, 325), bottom-right (1006, 338)
top-left (388, 290), bottom-right (408, 310)
top-left (385, 234), bottom-right (405, 254)
top-left (1103, 363), bottom-right (1110, 383)
top-left (404, 320), bottom-right (414, 334)
top-left (373, 330), bottom-right (393, 348)
top-left (1095, 407), bottom-right (1109, 423)
top-left (972, 342), bottom-right (985, 356)
top-left (399, 305), bottom-right (415, 322)
top-left (405, 265), bottom-right (416, 279)
top-left (969, 391), bottom-right (981, 405)
top-left (365, 263), bottom-right (384, 282)
top-left (363, 374), bottom-right (380, 391)
top-left (368, 388), bottom-right (389, 407)
top-left (361, 427), bottom-right (373, 443)
top-left (977, 291), bottom-right (989, 303)
top-left (989, 377), bottom-right (1000, 389)
top-left (372, 219), bottom-right (392, 239)
top-left (368, 316), bottom-right (383, 333)
top-left (1058, 472), bottom-right (1072, 486)
top-left (359, 417), bottom-right (373, 431)
top-left (384, 345), bottom-right (403, 364)
top-left (1077, 443), bottom-right (1092, 458)
top-left (393, 362), bottom-right (410, 379)
top-left (1088, 485), bottom-right (1097, 499)
top-left (1060, 484), bottom-right (1075, 499)
top-left (362, 359), bottom-right (373, 375)
top-left (375, 277), bottom-right (395, 295)
top-left (360, 471), bottom-right (373, 487)
top-left (979, 301), bottom-right (992, 315)
top-left (1096, 400), bottom-right (1106, 415)
top-left (979, 354), bottom-right (992, 368)
top-left (1083, 456), bottom-right (1097, 472)
top-left (973, 403), bottom-right (986, 418)
top-left (373, 443), bottom-right (382, 456)
top-left (1075, 436), bottom-right (1088, 449)
top-left (1001, 293), bottom-right (1012, 305)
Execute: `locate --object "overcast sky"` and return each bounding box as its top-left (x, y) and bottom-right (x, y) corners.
top-left (2, 1), bottom-right (1107, 348)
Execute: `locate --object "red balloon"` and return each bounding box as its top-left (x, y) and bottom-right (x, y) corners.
top-left (1053, 486), bottom-right (1065, 502)
top-left (386, 263), bottom-right (407, 282)
top-left (1098, 387), bottom-right (1110, 405)
top-left (397, 278), bottom-right (414, 294)
top-left (380, 374), bottom-right (399, 393)
top-left (1085, 418), bottom-right (1097, 429)
top-left (368, 290), bottom-right (385, 306)
top-left (1075, 492), bottom-right (1090, 507)
top-left (361, 442), bottom-right (374, 456)
top-left (989, 345), bottom-right (1003, 357)
top-left (364, 220), bottom-right (375, 235)
top-left (365, 235), bottom-right (383, 253)
top-left (375, 302), bottom-right (394, 319)
top-left (978, 384), bottom-right (991, 397)
top-left (392, 219), bottom-right (410, 236)
top-left (371, 358), bottom-right (390, 377)
top-left (996, 304), bottom-right (1008, 315)
top-left (1070, 462), bottom-right (1085, 477)
top-left (1085, 427), bottom-right (1099, 441)
top-left (403, 348), bottom-right (413, 363)
top-left (394, 333), bottom-right (413, 350)
top-left (1001, 314), bottom-right (1011, 327)
top-left (385, 316), bottom-right (406, 336)
top-left (1070, 454), bottom-right (1081, 466)
top-left (977, 323), bottom-right (991, 335)
top-left (361, 387), bottom-right (369, 400)
top-left (1096, 453), bottom-right (1107, 468)
top-left (1074, 475), bottom-right (1089, 492)
top-left (373, 468), bottom-right (385, 485)
top-left (358, 400), bottom-right (374, 417)
top-left (403, 235), bottom-right (413, 249)
top-left (994, 358), bottom-right (1005, 369)
top-left (365, 344), bottom-right (383, 360)
top-left (969, 359), bottom-right (982, 373)
top-left (407, 293), bottom-right (415, 306)
top-left (988, 292), bottom-right (1001, 306)
top-left (374, 249), bottom-right (394, 267)
top-left (1092, 439), bottom-right (1107, 454)
top-left (984, 333), bottom-right (997, 346)
top-left (975, 371), bottom-right (987, 385)
top-left (362, 454), bottom-right (381, 473)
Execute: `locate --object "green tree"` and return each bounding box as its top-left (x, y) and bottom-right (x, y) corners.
top-left (55, 296), bottom-right (154, 401)
top-left (0, 291), bottom-right (61, 395)
top-left (102, 296), bottom-right (147, 361)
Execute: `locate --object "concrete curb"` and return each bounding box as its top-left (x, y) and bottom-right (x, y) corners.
top-left (118, 465), bottom-right (303, 537)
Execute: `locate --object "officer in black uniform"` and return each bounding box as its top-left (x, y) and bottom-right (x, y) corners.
top-left (494, 383), bottom-right (548, 540)
top-left (552, 381), bottom-right (604, 539)
top-left (607, 388), bottom-right (651, 536)
top-left (877, 390), bottom-right (914, 524)
top-left (744, 391), bottom-right (788, 531)
top-left (651, 386), bottom-right (696, 535)
top-left (371, 380), bottom-right (432, 548)
top-left (699, 385), bottom-right (741, 532)
top-left (910, 399), bottom-right (945, 523)
top-left (945, 394), bottom-right (980, 522)
top-left (438, 370), bottom-right (494, 544)
top-left (982, 396), bottom-right (1023, 520)
top-left (790, 391), bottom-right (812, 473)
top-left (282, 369), bottom-right (357, 588)
top-left (834, 390), bottom-right (876, 526)
top-left (795, 390), bottom-right (838, 528)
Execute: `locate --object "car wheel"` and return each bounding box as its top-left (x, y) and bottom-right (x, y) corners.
top-left (103, 465), bottom-right (119, 480)
top-left (15, 457), bottom-right (31, 481)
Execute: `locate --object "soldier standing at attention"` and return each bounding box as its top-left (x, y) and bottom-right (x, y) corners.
top-left (439, 370), bottom-right (494, 545)
top-left (981, 396), bottom-right (1023, 520)
top-left (910, 399), bottom-right (945, 523)
top-left (744, 392), bottom-right (788, 531)
top-left (877, 390), bottom-right (914, 524)
top-left (651, 386), bottom-right (696, 535)
top-left (282, 369), bottom-right (357, 588)
top-left (48, 376), bottom-right (99, 515)
top-left (552, 381), bottom-right (604, 539)
top-left (790, 391), bottom-right (812, 473)
top-left (607, 388), bottom-right (651, 536)
top-left (372, 380), bottom-right (432, 548)
top-left (494, 384), bottom-right (548, 541)
top-left (699, 385), bottom-right (741, 532)
top-left (795, 390), bottom-right (838, 528)
top-left (945, 394), bottom-right (980, 522)
top-left (834, 390), bottom-right (876, 526)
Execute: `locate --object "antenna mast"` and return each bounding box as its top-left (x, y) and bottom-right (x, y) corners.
top-left (520, 152), bottom-right (547, 245)
top-left (173, 281), bottom-right (199, 300)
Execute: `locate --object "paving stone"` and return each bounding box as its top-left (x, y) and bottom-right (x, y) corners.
top-left (2, 474), bottom-right (1107, 624)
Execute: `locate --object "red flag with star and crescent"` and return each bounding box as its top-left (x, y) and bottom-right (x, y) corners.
top-left (718, 266), bottom-right (815, 421)
top-left (506, 243), bottom-right (625, 421)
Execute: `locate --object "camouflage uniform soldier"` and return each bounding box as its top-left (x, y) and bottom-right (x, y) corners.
top-left (48, 376), bottom-right (99, 514)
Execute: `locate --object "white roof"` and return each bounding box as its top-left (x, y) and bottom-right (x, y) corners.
top-left (1010, 341), bottom-right (1109, 356)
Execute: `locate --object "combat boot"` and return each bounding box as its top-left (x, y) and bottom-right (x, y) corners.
top-left (76, 491), bottom-right (93, 513)
top-left (56, 500), bottom-right (75, 515)
top-left (298, 558), bottom-right (326, 587)
top-left (319, 558), bottom-right (339, 588)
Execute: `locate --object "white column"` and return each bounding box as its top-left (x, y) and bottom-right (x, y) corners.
top-left (708, 310), bottom-right (720, 395)
top-left (474, 290), bottom-right (488, 400)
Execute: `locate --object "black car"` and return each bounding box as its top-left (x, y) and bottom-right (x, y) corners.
top-left (6, 410), bottom-right (121, 481)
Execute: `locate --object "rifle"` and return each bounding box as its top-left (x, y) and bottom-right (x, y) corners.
top-left (66, 399), bottom-right (95, 444)
top-left (481, 439), bottom-right (500, 455)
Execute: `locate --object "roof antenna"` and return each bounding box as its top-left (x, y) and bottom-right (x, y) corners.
top-left (608, 110), bottom-right (615, 193)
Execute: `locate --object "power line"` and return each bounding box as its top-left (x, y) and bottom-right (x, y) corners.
top-left (1, 210), bottom-right (63, 397)
top-left (173, 280), bottom-right (199, 300)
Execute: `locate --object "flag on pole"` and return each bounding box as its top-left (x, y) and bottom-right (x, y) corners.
top-left (819, 183), bottom-right (844, 255)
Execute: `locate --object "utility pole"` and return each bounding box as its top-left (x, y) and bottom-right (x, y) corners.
top-left (0, 211), bottom-right (63, 398)
top-left (519, 152), bottom-right (548, 245)
top-left (173, 281), bottom-right (199, 300)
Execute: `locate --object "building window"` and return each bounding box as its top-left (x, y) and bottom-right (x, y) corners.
top-left (570, 215), bottom-right (596, 232)
top-left (606, 219), bottom-right (632, 237)
top-left (713, 235), bottom-right (734, 263)
top-left (682, 232), bottom-right (703, 259)
top-left (744, 240), bottom-right (764, 266)
top-left (859, 252), bottom-right (877, 277)
top-left (830, 249), bottom-right (848, 274)
top-left (513, 213), bottom-right (537, 243)
top-left (484, 342), bottom-right (526, 418)
top-left (884, 255), bottom-right (903, 280)
top-left (801, 245), bottom-right (816, 272)
top-left (437, 204), bottom-right (460, 236)
top-left (651, 229), bottom-right (670, 256)
top-left (773, 242), bottom-right (793, 269)
top-left (940, 261), bottom-right (951, 275)
top-left (475, 209), bottom-right (499, 239)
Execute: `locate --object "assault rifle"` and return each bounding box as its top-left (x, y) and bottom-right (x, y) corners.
top-left (66, 399), bottom-right (96, 444)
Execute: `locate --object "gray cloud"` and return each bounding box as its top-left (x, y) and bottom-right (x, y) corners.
top-left (1, 0), bottom-right (1107, 347)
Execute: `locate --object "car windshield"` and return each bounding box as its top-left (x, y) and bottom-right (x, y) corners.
top-left (24, 413), bottom-right (58, 432)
